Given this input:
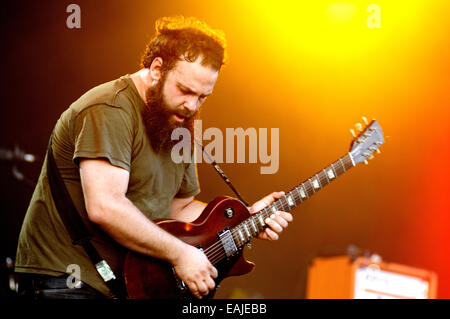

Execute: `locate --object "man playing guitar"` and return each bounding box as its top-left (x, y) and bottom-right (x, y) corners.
top-left (15, 16), bottom-right (293, 299)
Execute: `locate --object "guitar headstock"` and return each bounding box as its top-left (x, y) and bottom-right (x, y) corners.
top-left (349, 117), bottom-right (385, 165)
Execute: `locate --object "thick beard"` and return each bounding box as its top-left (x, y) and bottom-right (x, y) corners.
top-left (141, 79), bottom-right (199, 154)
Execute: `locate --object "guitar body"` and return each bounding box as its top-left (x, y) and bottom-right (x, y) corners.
top-left (123, 196), bottom-right (255, 299)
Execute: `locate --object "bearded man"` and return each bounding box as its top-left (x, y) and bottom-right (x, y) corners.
top-left (15, 16), bottom-right (292, 299)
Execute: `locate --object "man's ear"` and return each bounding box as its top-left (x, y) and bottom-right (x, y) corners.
top-left (149, 57), bottom-right (163, 82)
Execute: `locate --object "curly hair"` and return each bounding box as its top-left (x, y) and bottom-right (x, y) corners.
top-left (141, 16), bottom-right (227, 74)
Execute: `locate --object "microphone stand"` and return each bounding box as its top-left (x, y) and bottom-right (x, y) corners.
top-left (0, 145), bottom-right (37, 188)
top-left (11, 164), bottom-right (36, 188)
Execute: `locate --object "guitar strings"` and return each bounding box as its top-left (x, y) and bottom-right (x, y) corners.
top-left (206, 172), bottom-right (349, 264)
top-left (201, 154), bottom-right (354, 265)
top-left (204, 205), bottom-right (275, 264)
top-left (204, 212), bottom-right (268, 264)
top-left (206, 155), bottom-right (354, 264)
top-left (205, 155), bottom-right (353, 264)
top-left (206, 206), bottom-right (277, 264)
top-left (206, 196), bottom-right (295, 264)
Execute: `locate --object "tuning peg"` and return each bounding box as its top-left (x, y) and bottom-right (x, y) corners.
top-left (355, 123), bottom-right (363, 132)
top-left (364, 160), bottom-right (369, 165)
top-left (369, 154), bottom-right (374, 160)
top-left (376, 149), bottom-right (381, 154)
top-left (362, 116), bottom-right (369, 125)
top-left (350, 129), bottom-right (357, 137)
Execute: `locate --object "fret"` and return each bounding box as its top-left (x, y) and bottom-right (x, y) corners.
top-left (270, 205), bottom-right (277, 214)
top-left (344, 154), bottom-right (354, 170)
top-left (317, 171), bottom-right (327, 187)
top-left (294, 186), bottom-right (302, 201)
top-left (231, 229), bottom-right (240, 248)
top-left (250, 217), bottom-right (258, 233)
top-left (279, 197), bottom-right (289, 211)
top-left (322, 169), bottom-right (330, 184)
top-left (339, 158), bottom-right (346, 172)
top-left (312, 175), bottom-right (321, 189)
top-left (248, 219), bottom-right (257, 235)
top-left (338, 160), bottom-right (345, 175)
top-left (272, 202), bottom-right (280, 213)
top-left (279, 199), bottom-right (287, 212)
top-left (305, 181), bottom-right (314, 196)
top-left (347, 153), bottom-right (356, 167)
top-left (261, 207), bottom-right (270, 220)
top-left (326, 167), bottom-right (335, 180)
top-left (307, 179), bottom-right (316, 194)
top-left (321, 170), bottom-right (329, 185)
top-left (294, 191), bottom-right (301, 205)
top-left (299, 184), bottom-right (308, 199)
top-left (330, 162), bottom-right (338, 178)
top-left (294, 187), bottom-right (303, 203)
top-left (293, 190), bottom-right (302, 206)
top-left (333, 161), bottom-right (342, 175)
top-left (243, 222), bottom-right (252, 238)
top-left (258, 214), bottom-right (265, 227)
top-left (237, 227), bottom-right (245, 244)
top-left (286, 193), bottom-right (295, 207)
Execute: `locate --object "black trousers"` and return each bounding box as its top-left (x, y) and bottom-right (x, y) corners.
top-left (16, 273), bottom-right (109, 299)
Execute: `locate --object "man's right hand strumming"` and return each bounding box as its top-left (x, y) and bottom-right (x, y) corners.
top-left (171, 243), bottom-right (218, 299)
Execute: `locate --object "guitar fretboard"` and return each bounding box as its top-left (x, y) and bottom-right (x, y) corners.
top-left (230, 153), bottom-right (355, 249)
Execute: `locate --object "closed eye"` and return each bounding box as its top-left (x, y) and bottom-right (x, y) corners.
top-left (177, 84), bottom-right (195, 96)
top-left (177, 83), bottom-right (211, 100)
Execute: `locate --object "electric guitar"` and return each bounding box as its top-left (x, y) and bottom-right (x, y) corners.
top-left (123, 117), bottom-right (385, 299)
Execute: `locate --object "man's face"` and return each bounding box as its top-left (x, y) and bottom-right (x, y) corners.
top-left (142, 57), bottom-right (219, 152)
top-left (162, 58), bottom-right (218, 123)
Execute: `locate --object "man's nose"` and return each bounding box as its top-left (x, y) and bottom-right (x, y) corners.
top-left (183, 96), bottom-right (199, 113)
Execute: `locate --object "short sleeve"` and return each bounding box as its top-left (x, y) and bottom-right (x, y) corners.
top-left (72, 104), bottom-right (133, 171)
top-left (176, 159), bottom-right (201, 198)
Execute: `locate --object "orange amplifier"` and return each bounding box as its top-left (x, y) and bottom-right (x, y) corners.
top-left (306, 255), bottom-right (437, 299)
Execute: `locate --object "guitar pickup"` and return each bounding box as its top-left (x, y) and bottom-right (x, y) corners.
top-left (218, 229), bottom-right (238, 258)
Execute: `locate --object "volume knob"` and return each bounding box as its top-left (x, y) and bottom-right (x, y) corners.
top-left (224, 207), bottom-right (234, 219)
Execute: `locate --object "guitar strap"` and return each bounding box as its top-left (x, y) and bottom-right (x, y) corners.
top-left (46, 135), bottom-right (126, 299)
top-left (196, 141), bottom-right (249, 207)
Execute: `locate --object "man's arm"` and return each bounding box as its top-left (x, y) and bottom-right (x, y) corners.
top-left (170, 197), bottom-right (206, 222)
top-left (79, 158), bottom-right (217, 299)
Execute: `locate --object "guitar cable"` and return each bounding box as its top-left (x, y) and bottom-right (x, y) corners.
top-left (195, 140), bottom-right (249, 207)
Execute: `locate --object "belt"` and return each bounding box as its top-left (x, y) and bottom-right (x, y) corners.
top-left (17, 273), bottom-right (108, 299)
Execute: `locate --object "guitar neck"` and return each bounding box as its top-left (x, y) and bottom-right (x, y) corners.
top-left (231, 153), bottom-right (355, 248)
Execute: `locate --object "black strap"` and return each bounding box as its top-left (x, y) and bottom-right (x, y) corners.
top-left (46, 136), bottom-right (126, 299)
top-left (196, 141), bottom-right (249, 207)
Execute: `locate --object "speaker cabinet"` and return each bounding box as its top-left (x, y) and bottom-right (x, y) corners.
top-left (306, 256), bottom-right (437, 299)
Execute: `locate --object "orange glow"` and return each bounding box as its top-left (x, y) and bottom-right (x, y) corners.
top-left (184, 223), bottom-right (193, 232)
top-left (207, 0), bottom-right (450, 297)
top-left (327, 3), bottom-right (356, 23)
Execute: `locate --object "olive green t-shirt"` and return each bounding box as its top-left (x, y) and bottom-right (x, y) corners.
top-left (15, 74), bottom-right (200, 297)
